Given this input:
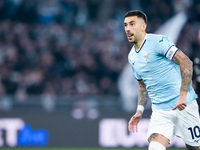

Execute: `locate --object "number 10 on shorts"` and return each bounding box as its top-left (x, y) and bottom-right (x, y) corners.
top-left (188, 126), bottom-right (200, 139)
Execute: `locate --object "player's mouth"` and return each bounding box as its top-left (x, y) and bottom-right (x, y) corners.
top-left (127, 33), bottom-right (134, 38)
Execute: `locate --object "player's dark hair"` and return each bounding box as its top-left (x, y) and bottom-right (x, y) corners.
top-left (124, 10), bottom-right (147, 24)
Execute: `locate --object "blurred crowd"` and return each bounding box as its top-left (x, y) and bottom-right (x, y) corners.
top-left (0, 0), bottom-right (199, 104)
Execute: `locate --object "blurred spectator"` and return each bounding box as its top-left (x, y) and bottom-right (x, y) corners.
top-left (191, 29), bottom-right (200, 105)
top-left (37, 0), bottom-right (61, 24)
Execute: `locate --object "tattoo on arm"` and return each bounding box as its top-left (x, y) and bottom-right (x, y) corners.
top-left (180, 57), bottom-right (193, 92)
top-left (172, 50), bottom-right (193, 93)
top-left (138, 80), bottom-right (148, 107)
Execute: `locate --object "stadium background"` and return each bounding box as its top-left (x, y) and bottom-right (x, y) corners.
top-left (0, 0), bottom-right (199, 149)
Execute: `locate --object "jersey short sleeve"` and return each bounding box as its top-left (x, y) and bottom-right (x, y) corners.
top-left (128, 57), bottom-right (142, 80)
top-left (131, 66), bottom-right (142, 81)
top-left (157, 36), bottom-right (179, 60)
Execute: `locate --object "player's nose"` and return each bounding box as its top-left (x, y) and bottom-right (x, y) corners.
top-left (125, 25), bottom-right (131, 32)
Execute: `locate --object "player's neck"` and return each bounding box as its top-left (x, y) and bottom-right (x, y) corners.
top-left (135, 33), bottom-right (146, 51)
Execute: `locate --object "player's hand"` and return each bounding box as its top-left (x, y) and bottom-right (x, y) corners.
top-left (172, 97), bottom-right (187, 111)
top-left (128, 111), bottom-right (142, 133)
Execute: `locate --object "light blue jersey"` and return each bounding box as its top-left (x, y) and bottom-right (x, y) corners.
top-left (128, 34), bottom-right (197, 111)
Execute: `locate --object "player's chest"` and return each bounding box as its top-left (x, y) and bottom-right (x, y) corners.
top-left (129, 51), bottom-right (160, 73)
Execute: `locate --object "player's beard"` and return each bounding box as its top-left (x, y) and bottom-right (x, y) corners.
top-left (127, 32), bottom-right (136, 44)
top-left (130, 36), bottom-right (138, 44)
top-left (132, 38), bottom-right (138, 44)
top-left (127, 34), bottom-right (135, 44)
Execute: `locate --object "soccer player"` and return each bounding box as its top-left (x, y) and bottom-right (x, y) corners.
top-left (124, 10), bottom-right (200, 150)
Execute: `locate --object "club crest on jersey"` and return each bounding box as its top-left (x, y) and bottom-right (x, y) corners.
top-left (144, 53), bottom-right (150, 62)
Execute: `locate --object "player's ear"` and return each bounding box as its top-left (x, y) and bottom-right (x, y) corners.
top-left (141, 23), bottom-right (146, 32)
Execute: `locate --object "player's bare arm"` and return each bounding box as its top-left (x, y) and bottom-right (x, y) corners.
top-left (172, 49), bottom-right (193, 93)
top-left (138, 80), bottom-right (148, 107)
top-left (172, 49), bottom-right (193, 110)
top-left (128, 80), bottom-right (148, 132)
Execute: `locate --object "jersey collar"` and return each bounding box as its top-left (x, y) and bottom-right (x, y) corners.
top-left (135, 34), bottom-right (148, 53)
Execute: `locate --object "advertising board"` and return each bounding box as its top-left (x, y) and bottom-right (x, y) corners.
top-left (0, 110), bottom-right (185, 148)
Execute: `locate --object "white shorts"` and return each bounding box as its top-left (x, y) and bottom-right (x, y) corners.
top-left (147, 100), bottom-right (200, 146)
